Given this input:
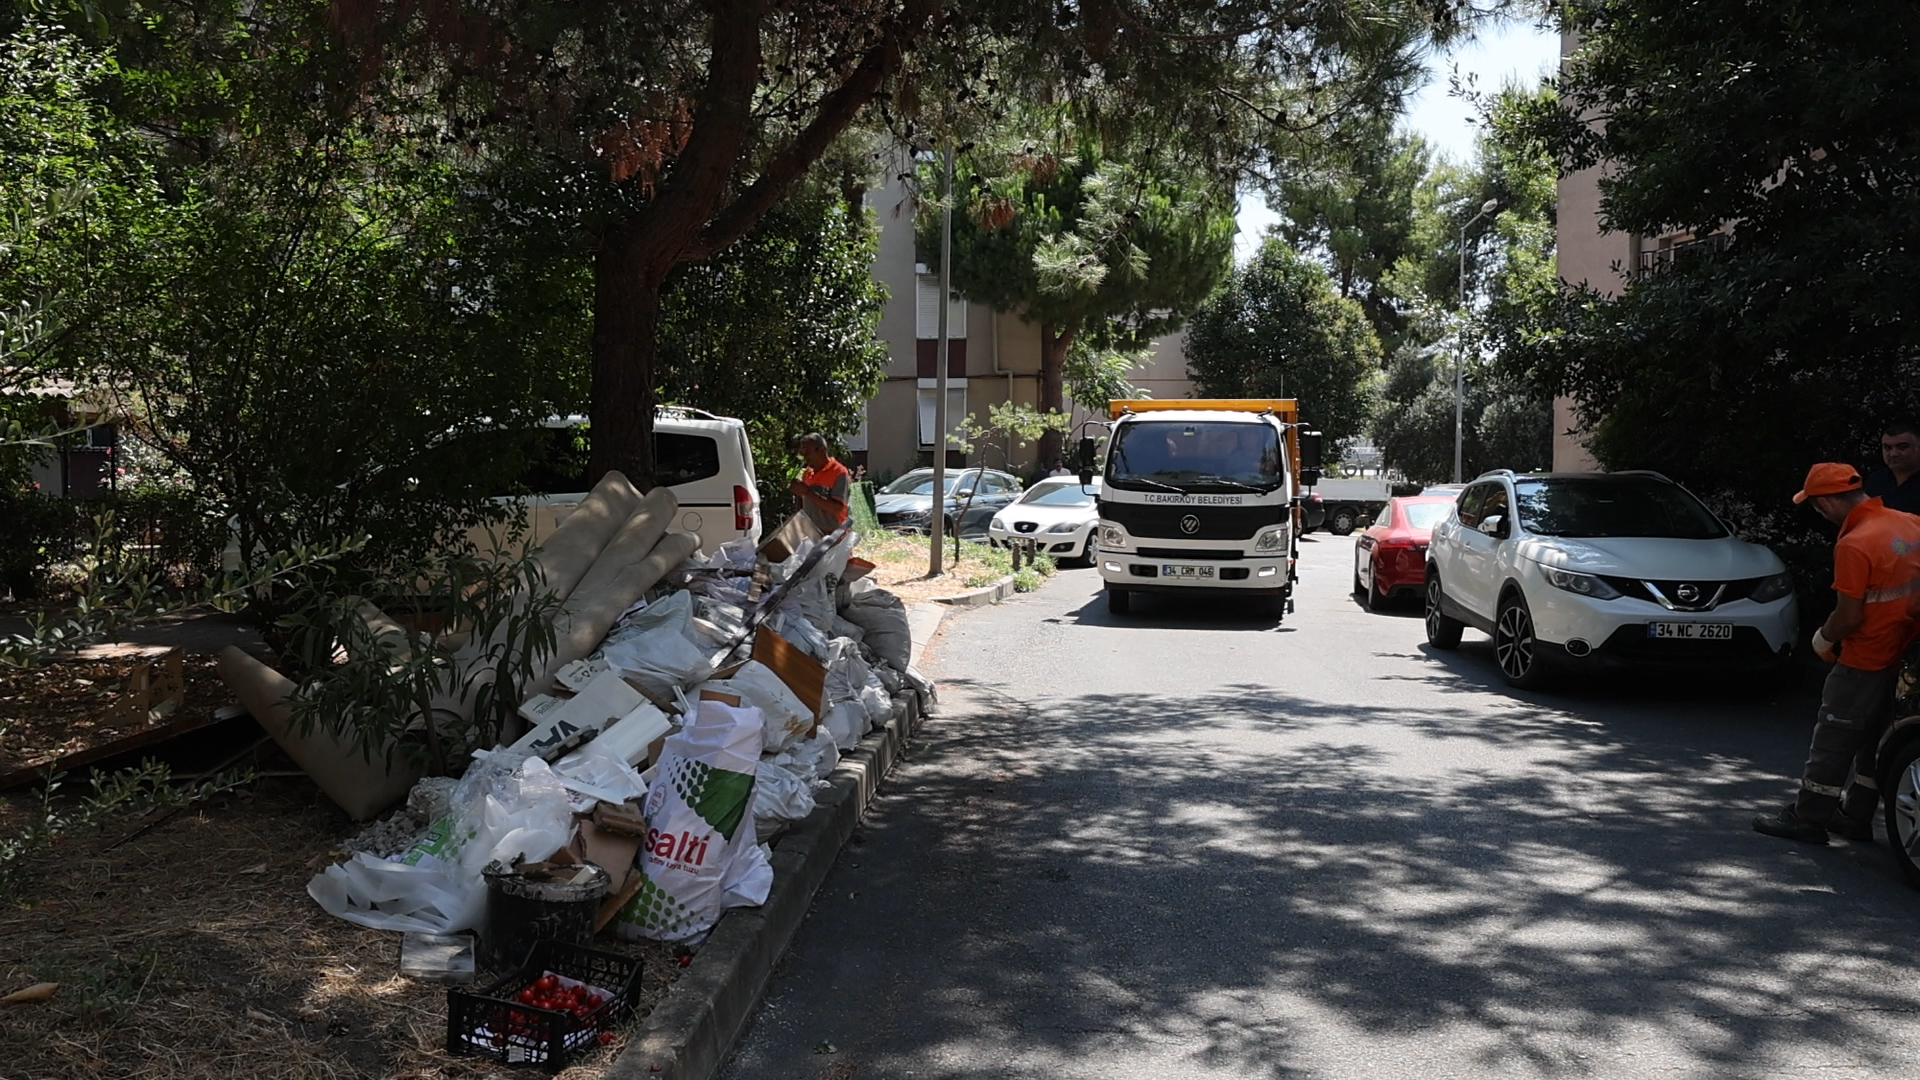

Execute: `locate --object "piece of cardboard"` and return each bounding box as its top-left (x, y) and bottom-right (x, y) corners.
top-left (574, 817), bottom-right (644, 891)
top-left (509, 669), bottom-right (646, 758)
top-left (756, 511), bottom-right (822, 563)
top-left (750, 626), bottom-right (827, 721)
top-left (844, 557), bottom-right (876, 584)
top-left (591, 799), bottom-right (647, 837)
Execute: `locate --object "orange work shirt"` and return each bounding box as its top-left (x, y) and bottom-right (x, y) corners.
top-left (799, 458), bottom-right (852, 528)
top-left (1832, 497), bottom-right (1920, 671)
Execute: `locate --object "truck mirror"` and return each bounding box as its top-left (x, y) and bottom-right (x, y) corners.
top-left (1300, 430), bottom-right (1324, 471)
top-left (1300, 468), bottom-right (1322, 488)
top-left (1077, 435), bottom-right (1097, 486)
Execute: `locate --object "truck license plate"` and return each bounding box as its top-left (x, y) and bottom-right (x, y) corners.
top-left (1161, 564), bottom-right (1215, 579)
top-left (1647, 622), bottom-right (1734, 640)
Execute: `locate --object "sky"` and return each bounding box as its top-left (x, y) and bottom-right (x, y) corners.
top-left (1233, 18), bottom-right (1562, 262)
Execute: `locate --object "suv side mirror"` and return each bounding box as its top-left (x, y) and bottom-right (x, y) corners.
top-left (1077, 435), bottom-right (1097, 487)
top-left (1300, 468), bottom-right (1322, 489)
top-left (1478, 513), bottom-right (1508, 539)
top-left (1299, 430), bottom-right (1324, 471)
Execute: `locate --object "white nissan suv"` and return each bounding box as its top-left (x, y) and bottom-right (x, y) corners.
top-left (1423, 470), bottom-right (1798, 688)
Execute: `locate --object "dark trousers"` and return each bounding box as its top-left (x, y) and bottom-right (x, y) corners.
top-left (1793, 662), bottom-right (1899, 824)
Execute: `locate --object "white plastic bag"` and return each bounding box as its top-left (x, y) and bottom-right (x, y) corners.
top-left (602, 591), bottom-right (715, 697)
top-left (721, 842), bottom-right (773, 909)
top-left (752, 759), bottom-right (816, 836)
top-left (777, 729), bottom-right (840, 783)
top-left (699, 661), bottom-right (814, 753)
top-left (609, 696), bottom-right (762, 943)
top-left (841, 588), bottom-right (912, 671)
top-left (820, 698), bottom-right (867, 751)
top-left (307, 752), bottom-right (575, 934)
top-left (551, 737), bottom-right (649, 811)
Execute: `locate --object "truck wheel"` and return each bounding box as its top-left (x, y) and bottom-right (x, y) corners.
top-left (1884, 738), bottom-right (1920, 888)
top-left (1329, 506), bottom-right (1358, 536)
top-left (1107, 587), bottom-right (1132, 615)
top-left (1425, 572), bottom-right (1465, 650)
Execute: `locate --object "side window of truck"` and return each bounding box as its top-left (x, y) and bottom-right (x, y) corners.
top-left (1456, 483), bottom-right (1488, 528)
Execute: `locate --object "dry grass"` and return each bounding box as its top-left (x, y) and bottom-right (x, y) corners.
top-left (0, 780), bottom-right (678, 1080)
top-left (857, 532), bottom-right (1014, 603)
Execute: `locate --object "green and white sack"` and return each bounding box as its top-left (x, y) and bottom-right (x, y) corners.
top-left (611, 693), bottom-right (768, 942)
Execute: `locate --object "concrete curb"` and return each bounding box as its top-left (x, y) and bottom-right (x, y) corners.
top-left (603, 696), bottom-right (924, 1080)
top-left (932, 574), bottom-right (1015, 607)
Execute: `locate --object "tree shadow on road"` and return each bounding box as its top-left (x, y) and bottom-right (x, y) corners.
top-left (731, 671), bottom-right (1920, 1080)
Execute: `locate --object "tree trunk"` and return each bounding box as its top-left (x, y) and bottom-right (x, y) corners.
top-left (1037, 322), bottom-right (1077, 473)
top-left (589, 230), bottom-right (661, 488)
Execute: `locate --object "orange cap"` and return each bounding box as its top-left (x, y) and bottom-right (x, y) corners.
top-left (1793, 462), bottom-right (1863, 504)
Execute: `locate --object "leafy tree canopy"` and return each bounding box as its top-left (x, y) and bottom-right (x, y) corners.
top-left (1507, 0), bottom-right (1920, 549)
top-left (1185, 239), bottom-right (1382, 448)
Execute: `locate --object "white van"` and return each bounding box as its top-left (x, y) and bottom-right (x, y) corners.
top-left (499, 408), bottom-right (762, 557)
top-left (223, 408), bottom-right (761, 571)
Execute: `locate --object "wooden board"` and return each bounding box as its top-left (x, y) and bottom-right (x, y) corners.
top-left (750, 626), bottom-right (827, 729)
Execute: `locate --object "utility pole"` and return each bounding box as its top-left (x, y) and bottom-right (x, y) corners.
top-left (1455, 198), bottom-right (1499, 484)
top-left (929, 145), bottom-right (953, 576)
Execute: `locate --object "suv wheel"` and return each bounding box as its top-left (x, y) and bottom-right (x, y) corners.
top-left (1495, 590), bottom-right (1552, 689)
top-left (1424, 572), bottom-right (1464, 649)
top-left (1884, 739), bottom-right (1920, 888)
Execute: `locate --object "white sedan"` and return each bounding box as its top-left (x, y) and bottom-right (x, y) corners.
top-left (988, 477), bottom-right (1101, 563)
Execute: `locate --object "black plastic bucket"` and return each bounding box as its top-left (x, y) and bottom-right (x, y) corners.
top-left (480, 861), bottom-right (612, 973)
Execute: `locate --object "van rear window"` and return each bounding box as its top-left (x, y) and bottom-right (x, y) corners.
top-left (656, 433), bottom-right (720, 487)
top-left (509, 427), bottom-right (720, 494)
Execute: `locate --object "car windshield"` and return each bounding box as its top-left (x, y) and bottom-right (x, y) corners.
top-left (1402, 502), bottom-right (1453, 530)
top-left (882, 472), bottom-right (956, 496)
top-left (1107, 420), bottom-right (1282, 492)
top-left (1513, 478), bottom-right (1728, 539)
top-left (1019, 482), bottom-right (1096, 508)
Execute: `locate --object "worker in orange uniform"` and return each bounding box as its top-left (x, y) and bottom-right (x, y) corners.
top-left (1755, 463), bottom-right (1920, 844)
top-left (790, 433), bottom-right (851, 534)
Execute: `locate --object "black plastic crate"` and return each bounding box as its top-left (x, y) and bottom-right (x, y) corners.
top-left (446, 939), bottom-right (643, 1071)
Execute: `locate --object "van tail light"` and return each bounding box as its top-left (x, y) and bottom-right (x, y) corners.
top-left (733, 485), bottom-right (753, 531)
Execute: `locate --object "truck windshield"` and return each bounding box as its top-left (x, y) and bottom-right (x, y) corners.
top-left (1513, 477), bottom-right (1728, 539)
top-left (1107, 420), bottom-right (1283, 493)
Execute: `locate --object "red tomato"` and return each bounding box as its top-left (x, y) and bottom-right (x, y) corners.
top-left (516, 988), bottom-right (536, 1005)
top-left (598, 1031), bottom-right (615, 1045)
top-left (535, 974), bottom-right (559, 993)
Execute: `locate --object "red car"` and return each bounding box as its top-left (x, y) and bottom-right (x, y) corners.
top-left (1353, 494), bottom-right (1458, 611)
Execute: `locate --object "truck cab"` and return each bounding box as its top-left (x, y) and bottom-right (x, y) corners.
top-left (1089, 399), bottom-right (1316, 618)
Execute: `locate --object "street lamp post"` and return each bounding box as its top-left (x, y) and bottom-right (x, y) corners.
top-left (1454, 197), bottom-right (1499, 484)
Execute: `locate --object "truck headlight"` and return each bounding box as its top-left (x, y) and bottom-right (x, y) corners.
top-left (1099, 524), bottom-right (1129, 549)
top-left (1543, 567), bottom-right (1621, 600)
top-left (1750, 571), bottom-right (1795, 604)
top-left (1254, 525), bottom-right (1290, 552)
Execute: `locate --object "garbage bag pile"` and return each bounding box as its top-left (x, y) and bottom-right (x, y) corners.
top-left (293, 470), bottom-right (927, 947)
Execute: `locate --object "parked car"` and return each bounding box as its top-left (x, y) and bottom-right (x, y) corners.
top-left (224, 409), bottom-right (762, 571)
top-left (1423, 470), bottom-right (1797, 688)
top-left (873, 467), bottom-right (1023, 539)
top-left (987, 477), bottom-right (1101, 562)
top-left (1353, 494), bottom-right (1459, 610)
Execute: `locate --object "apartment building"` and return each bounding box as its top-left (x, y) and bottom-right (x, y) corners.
top-left (849, 161), bottom-right (1192, 483)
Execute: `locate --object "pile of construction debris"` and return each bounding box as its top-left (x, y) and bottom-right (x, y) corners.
top-left (218, 471), bottom-right (931, 954)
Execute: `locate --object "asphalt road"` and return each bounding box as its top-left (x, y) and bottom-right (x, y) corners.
top-left (720, 536), bottom-right (1920, 1079)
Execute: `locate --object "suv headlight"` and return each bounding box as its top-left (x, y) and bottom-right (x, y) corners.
top-left (1750, 570), bottom-right (1795, 604)
top-left (1099, 524), bottom-right (1129, 549)
top-left (1254, 524), bottom-right (1290, 552)
top-left (1542, 566), bottom-right (1622, 600)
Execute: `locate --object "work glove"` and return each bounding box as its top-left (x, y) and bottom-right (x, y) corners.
top-left (1811, 628), bottom-right (1838, 663)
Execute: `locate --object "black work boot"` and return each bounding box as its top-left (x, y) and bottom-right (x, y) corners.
top-left (1752, 806), bottom-right (1830, 845)
top-left (1830, 812), bottom-right (1875, 843)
